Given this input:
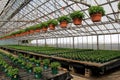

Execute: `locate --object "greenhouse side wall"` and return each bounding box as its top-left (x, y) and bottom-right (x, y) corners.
top-left (0, 40), bottom-right (18, 45)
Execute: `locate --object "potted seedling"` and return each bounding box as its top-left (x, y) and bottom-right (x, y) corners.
top-left (33, 67), bottom-right (43, 79)
top-left (30, 58), bottom-right (36, 64)
top-left (7, 68), bottom-right (19, 80)
top-left (88, 6), bottom-right (105, 22)
top-left (43, 59), bottom-right (50, 70)
top-left (47, 19), bottom-right (58, 30)
top-left (51, 62), bottom-right (61, 74)
top-left (41, 22), bottom-right (48, 32)
top-left (12, 58), bottom-right (18, 64)
top-left (3, 64), bottom-right (9, 72)
top-left (25, 56), bottom-right (30, 62)
top-left (21, 61), bottom-right (26, 69)
top-left (26, 63), bottom-right (33, 73)
top-left (70, 11), bottom-right (84, 25)
top-left (57, 15), bottom-right (71, 28)
top-left (35, 60), bottom-right (41, 66)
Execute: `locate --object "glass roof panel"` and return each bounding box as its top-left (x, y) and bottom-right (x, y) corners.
top-left (0, 0), bottom-right (119, 38)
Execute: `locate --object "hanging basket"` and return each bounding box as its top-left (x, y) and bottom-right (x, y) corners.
top-left (35, 29), bottom-right (40, 33)
top-left (15, 34), bottom-right (20, 37)
top-left (90, 13), bottom-right (102, 22)
top-left (30, 30), bottom-right (35, 34)
top-left (19, 33), bottom-right (24, 36)
top-left (73, 18), bottom-right (82, 25)
top-left (49, 24), bottom-right (55, 30)
top-left (42, 27), bottom-right (48, 32)
top-left (60, 21), bottom-right (68, 28)
top-left (23, 31), bottom-right (30, 35)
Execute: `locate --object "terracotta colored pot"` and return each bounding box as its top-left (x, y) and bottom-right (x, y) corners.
top-left (49, 24), bottom-right (55, 30)
top-left (24, 31), bottom-right (30, 35)
top-left (16, 34), bottom-right (20, 37)
top-left (60, 21), bottom-right (68, 28)
top-left (35, 29), bottom-right (40, 33)
top-left (30, 30), bottom-right (35, 34)
top-left (42, 27), bottom-right (48, 32)
top-left (90, 13), bottom-right (102, 22)
top-left (73, 18), bottom-right (82, 25)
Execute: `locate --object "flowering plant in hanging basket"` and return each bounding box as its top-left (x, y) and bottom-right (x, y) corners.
top-left (70, 11), bottom-right (84, 25)
top-left (34, 24), bottom-right (41, 33)
top-left (57, 15), bottom-right (71, 28)
top-left (118, 2), bottom-right (120, 10)
top-left (19, 29), bottom-right (26, 36)
top-left (88, 6), bottom-right (105, 22)
top-left (41, 22), bottom-right (48, 32)
top-left (47, 19), bottom-right (58, 30)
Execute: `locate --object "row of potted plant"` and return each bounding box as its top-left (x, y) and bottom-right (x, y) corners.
top-left (56, 50), bottom-right (120, 63)
top-left (0, 54), bottom-right (19, 80)
top-left (0, 2), bottom-right (120, 40)
top-left (6, 45), bottom-right (93, 55)
top-left (19, 54), bottom-right (61, 75)
top-left (32, 61), bottom-right (61, 79)
top-left (8, 53), bottom-right (61, 79)
top-left (0, 6), bottom-right (105, 40)
top-left (5, 45), bottom-right (120, 63)
top-left (0, 49), bottom-right (61, 80)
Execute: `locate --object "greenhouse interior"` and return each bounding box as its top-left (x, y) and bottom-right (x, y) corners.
top-left (0, 0), bottom-right (120, 80)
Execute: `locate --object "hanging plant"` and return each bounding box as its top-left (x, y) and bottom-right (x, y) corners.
top-left (34, 24), bottom-right (41, 32)
top-left (41, 22), bottom-right (48, 32)
top-left (118, 2), bottom-right (120, 10)
top-left (70, 11), bottom-right (84, 25)
top-left (47, 19), bottom-right (58, 30)
top-left (88, 6), bottom-right (105, 22)
top-left (57, 15), bottom-right (71, 28)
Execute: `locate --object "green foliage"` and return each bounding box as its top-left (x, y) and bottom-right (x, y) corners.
top-left (118, 2), bottom-right (120, 10)
top-left (47, 19), bottom-right (58, 26)
top-left (21, 61), bottom-right (25, 66)
top-left (19, 29), bottom-right (26, 33)
top-left (35, 24), bottom-right (42, 29)
top-left (51, 62), bottom-right (61, 69)
top-left (26, 63), bottom-right (32, 69)
top-left (35, 60), bottom-right (41, 64)
top-left (57, 15), bottom-right (71, 23)
top-left (26, 24), bottom-right (42, 31)
top-left (30, 58), bottom-right (36, 62)
top-left (43, 59), bottom-right (50, 66)
top-left (5, 45), bottom-right (120, 63)
top-left (41, 22), bottom-right (48, 28)
top-left (88, 6), bottom-right (105, 16)
top-left (7, 68), bottom-right (19, 77)
top-left (33, 67), bottom-right (42, 73)
top-left (70, 11), bottom-right (84, 19)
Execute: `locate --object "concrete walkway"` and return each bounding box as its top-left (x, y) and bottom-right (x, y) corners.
top-left (71, 74), bottom-right (89, 80)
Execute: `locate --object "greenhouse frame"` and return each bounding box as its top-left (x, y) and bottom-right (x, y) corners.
top-left (0, 0), bottom-right (120, 80)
